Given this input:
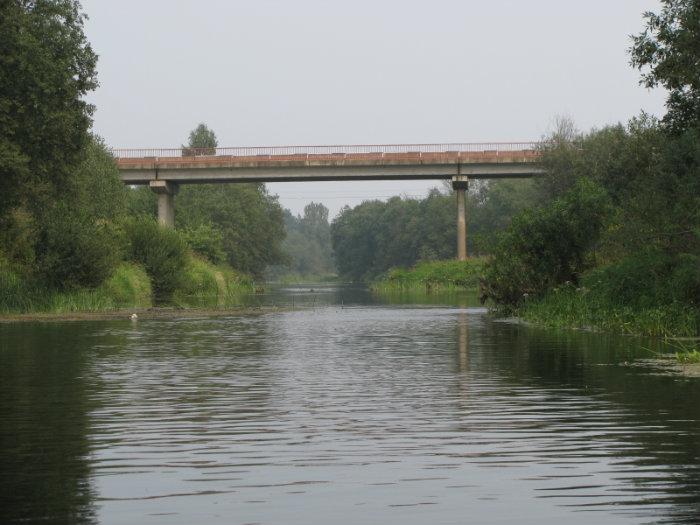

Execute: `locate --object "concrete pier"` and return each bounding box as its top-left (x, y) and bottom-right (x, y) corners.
top-left (149, 180), bottom-right (178, 228)
top-left (452, 175), bottom-right (469, 261)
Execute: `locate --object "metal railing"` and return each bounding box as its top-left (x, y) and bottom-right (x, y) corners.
top-left (111, 142), bottom-right (541, 159)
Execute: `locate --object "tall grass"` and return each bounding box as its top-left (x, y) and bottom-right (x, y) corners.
top-left (372, 258), bottom-right (486, 292)
top-left (519, 285), bottom-right (699, 338)
top-left (172, 256), bottom-right (254, 308)
top-left (0, 262), bottom-right (152, 314)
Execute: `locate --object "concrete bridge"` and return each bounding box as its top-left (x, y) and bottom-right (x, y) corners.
top-left (113, 143), bottom-right (544, 260)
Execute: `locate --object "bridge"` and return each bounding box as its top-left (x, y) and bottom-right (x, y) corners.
top-left (113, 142), bottom-right (544, 260)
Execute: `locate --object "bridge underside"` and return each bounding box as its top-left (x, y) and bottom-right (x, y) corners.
top-left (119, 161), bottom-right (542, 185)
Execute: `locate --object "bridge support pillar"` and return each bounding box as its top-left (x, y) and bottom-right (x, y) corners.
top-left (452, 175), bottom-right (469, 261)
top-left (149, 180), bottom-right (178, 228)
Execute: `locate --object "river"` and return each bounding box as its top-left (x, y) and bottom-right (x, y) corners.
top-left (1, 285), bottom-right (699, 524)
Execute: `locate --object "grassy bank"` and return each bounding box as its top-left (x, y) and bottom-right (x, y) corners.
top-left (269, 273), bottom-right (338, 285)
top-left (372, 259), bottom-right (486, 292)
top-left (0, 256), bottom-right (255, 315)
top-left (0, 262), bottom-right (152, 314)
top-left (173, 256), bottom-right (255, 307)
top-left (517, 284), bottom-right (699, 339)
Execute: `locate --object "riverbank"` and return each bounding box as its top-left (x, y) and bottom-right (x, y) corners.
top-left (516, 283), bottom-right (699, 339)
top-left (371, 259), bottom-right (486, 292)
top-left (0, 257), bottom-right (256, 316)
top-left (0, 305), bottom-right (285, 323)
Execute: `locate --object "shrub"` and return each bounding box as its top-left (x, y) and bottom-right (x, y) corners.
top-left (584, 251), bottom-right (700, 309)
top-left (124, 217), bottom-right (188, 303)
top-left (374, 259), bottom-right (486, 291)
top-left (483, 179), bottom-right (611, 307)
top-left (34, 203), bottom-right (124, 290)
top-left (181, 223), bottom-right (226, 264)
top-left (100, 262), bottom-right (152, 307)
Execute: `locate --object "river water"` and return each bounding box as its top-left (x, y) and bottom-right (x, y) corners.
top-left (1, 285), bottom-right (699, 524)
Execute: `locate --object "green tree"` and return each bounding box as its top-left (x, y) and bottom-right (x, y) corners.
top-left (0, 0), bottom-right (98, 217)
top-left (176, 184), bottom-right (285, 277)
top-left (631, 0), bottom-right (700, 132)
top-left (182, 123), bottom-right (218, 156)
top-left (483, 179), bottom-right (612, 307)
top-left (175, 124), bottom-right (286, 276)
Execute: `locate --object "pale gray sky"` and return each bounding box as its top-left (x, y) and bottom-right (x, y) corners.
top-left (83, 0), bottom-right (666, 217)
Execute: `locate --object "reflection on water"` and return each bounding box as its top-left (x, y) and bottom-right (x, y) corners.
top-left (1, 286), bottom-right (699, 524)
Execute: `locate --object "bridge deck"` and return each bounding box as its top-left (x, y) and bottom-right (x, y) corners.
top-left (114, 143), bottom-right (544, 184)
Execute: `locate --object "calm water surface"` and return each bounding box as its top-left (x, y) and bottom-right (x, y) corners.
top-left (1, 285), bottom-right (699, 524)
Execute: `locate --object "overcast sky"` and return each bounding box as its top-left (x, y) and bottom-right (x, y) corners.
top-left (82, 0), bottom-right (667, 218)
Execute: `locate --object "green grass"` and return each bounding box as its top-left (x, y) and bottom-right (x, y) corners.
top-left (172, 256), bottom-right (255, 307)
top-left (0, 262), bottom-right (152, 314)
top-left (372, 258), bottom-right (486, 292)
top-left (677, 350), bottom-right (700, 364)
top-left (270, 273), bottom-right (338, 285)
top-left (518, 285), bottom-right (699, 338)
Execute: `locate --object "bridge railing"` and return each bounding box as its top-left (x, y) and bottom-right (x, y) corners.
top-left (110, 142), bottom-right (542, 159)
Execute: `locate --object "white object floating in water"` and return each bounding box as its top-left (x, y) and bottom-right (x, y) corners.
top-left (130, 313), bottom-right (138, 320)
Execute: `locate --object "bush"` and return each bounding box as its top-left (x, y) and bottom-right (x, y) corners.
top-left (584, 251), bottom-right (700, 309)
top-left (173, 256), bottom-right (255, 307)
top-left (374, 259), bottom-right (486, 291)
top-left (181, 223), bottom-right (226, 264)
top-left (124, 217), bottom-right (188, 303)
top-left (483, 179), bottom-right (611, 307)
top-left (34, 203), bottom-right (124, 290)
top-left (100, 263), bottom-right (152, 308)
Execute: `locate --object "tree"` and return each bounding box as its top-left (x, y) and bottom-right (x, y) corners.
top-left (182, 123), bottom-right (218, 156)
top-left (482, 179), bottom-right (612, 307)
top-left (0, 0), bottom-right (98, 216)
top-left (631, 0), bottom-right (700, 132)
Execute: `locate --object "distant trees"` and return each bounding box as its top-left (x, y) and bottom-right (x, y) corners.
top-left (329, 183), bottom-right (537, 281)
top-left (271, 203), bottom-right (335, 278)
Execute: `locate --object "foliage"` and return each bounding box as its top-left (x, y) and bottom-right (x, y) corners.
top-left (176, 183), bottom-right (286, 277)
top-left (0, 260), bottom-right (151, 314)
top-left (373, 259), bottom-right (486, 291)
top-left (182, 123), bottom-right (217, 155)
top-left (99, 263), bottom-right (152, 308)
top-left (124, 217), bottom-right (188, 302)
top-left (33, 202), bottom-right (124, 290)
top-left (631, 0), bottom-right (700, 133)
top-left (0, 0), bottom-right (98, 218)
top-left (483, 179), bottom-right (611, 307)
top-left (173, 256), bottom-right (254, 308)
top-left (180, 222), bottom-right (226, 264)
top-left (125, 185), bottom-right (157, 217)
top-left (330, 181), bottom-right (538, 281)
top-left (519, 283), bottom-right (698, 338)
top-left (30, 136), bottom-right (128, 290)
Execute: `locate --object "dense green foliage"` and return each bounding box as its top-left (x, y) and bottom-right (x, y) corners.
top-left (331, 181), bottom-right (536, 281)
top-left (0, 0), bottom-right (98, 217)
top-left (373, 259), bottom-right (486, 291)
top-left (175, 183), bottom-right (286, 277)
top-left (124, 217), bottom-right (188, 302)
top-left (482, 179), bottom-right (611, 306)
top-left (631, 0), bottom-right (700, 133)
